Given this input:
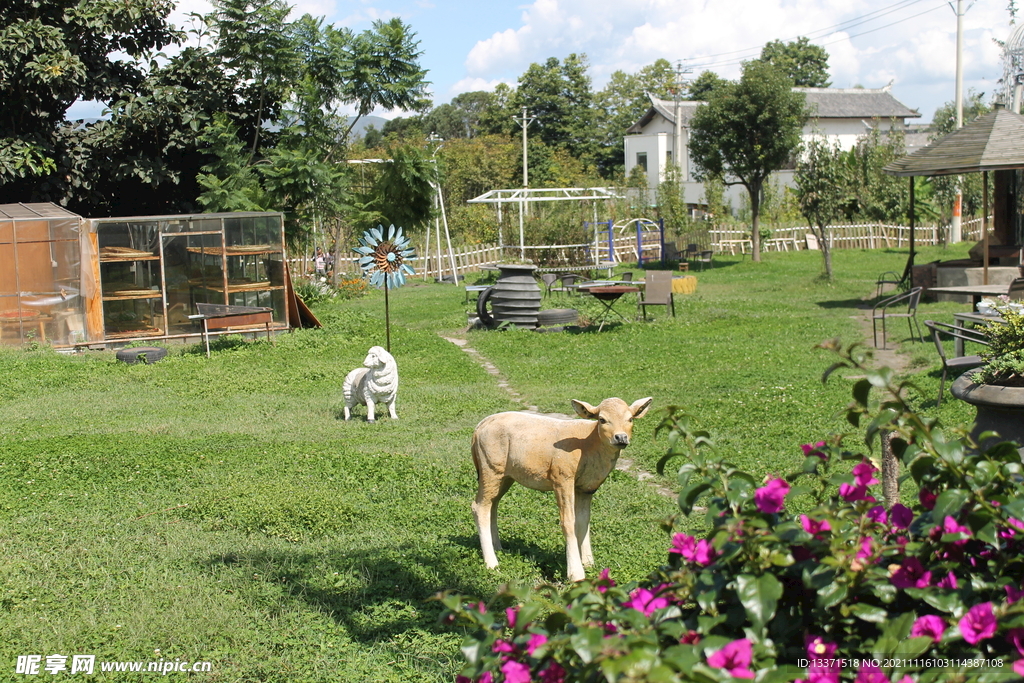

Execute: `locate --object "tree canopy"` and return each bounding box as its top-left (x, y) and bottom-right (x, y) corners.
top-left (755, 37), bottom-right (831, 88)
top-left (689, 60), bottom-right (806, 260)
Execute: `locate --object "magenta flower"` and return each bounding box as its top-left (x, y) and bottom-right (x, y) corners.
top-left (493, 639), bottom-right (516, 654)
top-left (706, 638), bottom-right (755, 679)
top-left (805, 635), bottom-right (837, 660)
top-left (479, 673), bottom-right (493, 683)
top-left (1007, 628), bottom-right (1024, 657)
top-left (626, 587), bottom-right (668, 616)
top-left (855, 663), bottom-right (888, 683)
top-left (890, 556), bottom-right (931, 589)
top-left (800, 515), bottom-right (831, 538)
top-left (942, 516), bottom-right (972, 545)
top-left (1015, 660), bottom-right (1024, 677)
top-left (501, 659), bottom-right (533, 683)
top-left (918, 488), bottom-right (937, 510)
top-left (866, 506), bottom-right (887, 525)
top-left (1006, 583), bottom-right (1024, 604)
top-left (506, 606), bottom-right (519, 630)
top-left (680, 630), bottom-right (701, 644)
top-left (891, 504), bottom-right (913, 529)
top-left (852, 459), bottom-right (879, 486)
top-left (670, 533), bottom-right (696, 559)
top-left (910, 615), bottom-right (946, 640)
top-left (539, 661), bottom-right (565, 683)
top-left (693, 539), bottom-right (717, 566)
top-left (839, 483), bottom-right (876, 503)
top-left (595, 567), bottom-right (616, 594)
top-left (935, 572), bottom-right (958, 589)
top-left (856, 537), bottom-right (875, 560)
top-left (801, 441), bottom-right (827, 459)
top-left (755, 478), bottom-right (790, 513)
top-left (959, 602), bottom-right (997, 645)
top-left (526, 633), bottom-right (547, 656)
top-left (1009, 518), bottom-right (1024, 534)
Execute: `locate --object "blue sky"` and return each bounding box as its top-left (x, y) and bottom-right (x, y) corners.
top-left (69, 0), bottom-right (1015, 125)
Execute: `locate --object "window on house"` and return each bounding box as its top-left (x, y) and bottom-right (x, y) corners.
top-left (636, 152), bottom-right (647, 173)
top-left (666, 150), bottom-right (673, 165)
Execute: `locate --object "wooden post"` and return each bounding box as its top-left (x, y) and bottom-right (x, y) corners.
top-left (882, 431), bottom-right (899, 509)
top-left (983, 171), bottom-right (990, 285)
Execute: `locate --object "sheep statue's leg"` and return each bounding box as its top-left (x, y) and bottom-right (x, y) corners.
top-left (344, 404), bottom-right (352, 421)
top-left (365, 397), bottom-right (376, 423)
top-left (555, 483), bottom-right (585, 582)
top-left (387, 398), bottom-right (397, 420)
top-left (575, 491), bottom-right (594, 567)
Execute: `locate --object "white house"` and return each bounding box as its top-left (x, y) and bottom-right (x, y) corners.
top-left (623, 86), bottom-right (921, 208)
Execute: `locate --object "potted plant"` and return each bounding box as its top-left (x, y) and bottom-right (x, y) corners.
top-left (950, 298), bottom-right (1024, 451)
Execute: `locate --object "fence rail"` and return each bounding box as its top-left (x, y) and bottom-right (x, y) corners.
top-left (297, 217), bottom-right (992, 279)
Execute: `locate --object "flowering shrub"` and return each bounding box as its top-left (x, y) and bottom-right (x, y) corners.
top-left (441, 341), bottom-right (1024, 682)
top-left (972, 299), bottom-right (1024, 387)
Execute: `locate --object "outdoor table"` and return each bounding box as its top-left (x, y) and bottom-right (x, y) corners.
top-left (579, 285), bottom-right (640, 331)
top-left (952, 311), bottom-right (1003, 358)
top-left (926, 284), bottom-right (1013, 306)
top-left (190, 303), bottom-right (274, 358)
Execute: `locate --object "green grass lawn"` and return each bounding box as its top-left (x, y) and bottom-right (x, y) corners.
top-left (0, 245), bottom-right (983, 681)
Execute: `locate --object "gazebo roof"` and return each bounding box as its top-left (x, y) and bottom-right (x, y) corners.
top-left (883, 108), bottom-right (1024, 177)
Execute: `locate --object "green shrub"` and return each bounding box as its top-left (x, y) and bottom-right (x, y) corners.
top-left (442, 341), bottom-right (1024, 683)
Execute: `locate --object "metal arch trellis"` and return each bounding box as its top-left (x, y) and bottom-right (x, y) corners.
top-left (584, 217), bottom-right (665, 266)
top-left (1003, 23), bottom-right (1024, 112)
top-left (466, 187), bottom-right (623, 262)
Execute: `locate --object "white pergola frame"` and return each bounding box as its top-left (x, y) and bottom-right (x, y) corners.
top-left (467, 187), bottom-right (623, 260)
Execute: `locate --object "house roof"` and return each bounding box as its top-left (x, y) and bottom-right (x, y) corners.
top-left (0, 203), bottom-right (81, 220)
top-left (626, 87), bottom-right (919, 134)
top-left (883, 108), bottom-right (1024, 177)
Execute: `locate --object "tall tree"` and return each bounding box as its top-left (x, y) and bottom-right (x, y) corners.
top-left (595, 59), bottom-right (677, 176)
top-left (515, 54), bottom-right (596, 166)
top-left (0, 0), bottom-right (180, 203)
top-left (686, 70), bottom-right (729, 101)
top-left (689, 61), bottom-right (806, 260)
top-left (756, 37), bottom-right (831, 88)
top-left (795, 137), bottom-right (849, 280)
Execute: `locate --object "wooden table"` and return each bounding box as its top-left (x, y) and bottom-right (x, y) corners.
top-left (926, 284), bottom-right (1012, 305)
top-left (952, 311), bottom-right (1002, 357)
top-left (579, 285), bottom-right (639, 331)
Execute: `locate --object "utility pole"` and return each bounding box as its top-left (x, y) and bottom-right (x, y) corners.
top-left (950, 0), bottom-right (974, 243)
top-left (512, 106), bottom-right (536, 260)
top-left (672, 61), bottom-right (692, 182)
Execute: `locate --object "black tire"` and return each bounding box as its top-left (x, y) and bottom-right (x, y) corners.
top-left (537, 308), bottom-right (579, 326)
top-left (115, 346), bottom-right (168, 365)
top-left (476, 286), bottom-right (496, 327)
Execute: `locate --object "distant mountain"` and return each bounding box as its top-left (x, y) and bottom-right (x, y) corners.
top-left (348, 115), bottom-right (388, 138)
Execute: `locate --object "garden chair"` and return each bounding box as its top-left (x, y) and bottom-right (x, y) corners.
top-left (695, 250), bottom-right (713, 271)
top-left (684, 244), bottom-right (699, 264)
top-left (872, 287), bottom-right (923, 349)
top-left (1008, 277), bottom-right (1024, 301)
top-left (550, 273), bottom-right (584, 297)
top-left (637, 271), bottom-right (675, 320)
top-left (924, 320), bottom-right (989, 407)
top-left (539, 273), bottom-right (559, 297)
top-left (874, 271), bottom-right (905, 299)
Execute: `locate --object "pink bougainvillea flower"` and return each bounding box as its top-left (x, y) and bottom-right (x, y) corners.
top-left (891, 504), bottom-right (913, 529)
top-left (538, 661), bottom-right (565, 683)
top-left (895, 677), bottom-right (915, 683)
top-left (706, 638), bottom-right (755, 679)
top-left (755, 478), bottom-right (790, 513)
top-left (596, 567), bottom-right (615, 593)
top-left (492, 639), bottom-right (516, 654)
top-left (800, 515), bottom-right (832, 537)
top-left (805, 634), bottom-right (837, 660)
top-left (526, 634), bottom-right (548, 656)
top-left (1007, 629), bottom-right (1024, 657)
top-left (1006, 583), bottom-right (1024, 604)
top-left (852, 459), bottom-right (879, 486)
top-left (1009, 518), bottom-right (1024, 533)
top-left (942, 516), bottom-right (972, 545)
top-left (866, 506), bottom-right (888, 525)
top-left (456, 676), bottom-right (472, 683)
top-left (918, 488), bottom-right (937, 510)
top-left (935, 572), bottom-right (958, 589)
top-left (626, 587), bottom-right (668, 616)
top-left (680, 630), bottom-right (701, 644)
top-left (890, 556), bottom-right (931, 589)
top-left (856, 537), bottom-right (875, 560)
top-left (480, 673), bottom-right (493, 683)
top-left (839, 483), bottom-right (876, 503)
top-left (805, 633), bottom-right (841, 679)
top-left (910, 615), bottom-right (947, 640)
top-left (693, 539), bottom-right (717, 566)
top-left (801, 441), bottom-right (828, 459)
top-left (501, 659), bottom-right (533, 683)
top-left (1015, 660), bottom-right (1024, 677)
top-left (506, 606), bottom-right (519, 630)
top-left (959, 602), bottom-right (997, 645)
top-left (670, 533), bottom-right (697, 560)
top-left (854, 663), bottom-right (888, 683)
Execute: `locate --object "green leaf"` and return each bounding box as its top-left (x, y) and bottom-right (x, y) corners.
top-left (816, 580), bottom-right (847, 609)
top-left (932, 489), bottom-right (969, 521)
top-left (853, 378), bottom-right (872, 406)
top-left (569, 626), bottom-right (606, 664)
top-left (678, 482), bottom-right (712, 515)
top-left (849, 602), bottom-right (888, 623)
top-left (736, 573), bottom-right (782, 631)
top-left (880, 610), bottom-right (915, 642)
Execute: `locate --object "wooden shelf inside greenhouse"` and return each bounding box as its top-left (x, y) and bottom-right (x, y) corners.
top-left (189, 280), bottom-right (283, 293)
top-left (186, 245), bottom-right (280, 256)
top-left (99, 247), bottom-right (159, 262)
top-left (102, 290), bottom-right (162, 301)
top-left (103, 326), bottom-right (164, 339)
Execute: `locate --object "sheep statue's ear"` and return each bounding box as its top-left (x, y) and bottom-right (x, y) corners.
top-left (630, 397), bottom-right (653, 419)
top-left (571, 400), bottom-right (599, 419)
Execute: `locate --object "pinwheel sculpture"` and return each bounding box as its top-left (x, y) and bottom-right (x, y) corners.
top-left (354, 224), bottom-right (416, 352)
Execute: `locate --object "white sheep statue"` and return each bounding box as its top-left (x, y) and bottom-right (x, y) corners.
top-left (342, 346), bottom-right (399, 422)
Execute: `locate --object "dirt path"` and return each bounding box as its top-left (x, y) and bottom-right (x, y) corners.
top-left (850, 300), bottom-right (915, 377)
top-left (440, 334), bottom-right (676, 499)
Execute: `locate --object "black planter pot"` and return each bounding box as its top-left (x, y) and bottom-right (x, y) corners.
top-left (950, 372), bottom-right (1024, 454)
top-left (477, 264), bottom-right (541, 329)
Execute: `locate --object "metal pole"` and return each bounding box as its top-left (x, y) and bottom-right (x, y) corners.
top-left (951, 0), bottom-right (965, 243)
top-left (983, 171), bottom-right (990, 285)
